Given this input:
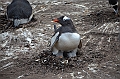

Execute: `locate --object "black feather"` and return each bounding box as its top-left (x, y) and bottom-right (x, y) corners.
top-left (108, 0), bottom-right (118, 5)
top-left (7, 0), bottom-right (32, 19)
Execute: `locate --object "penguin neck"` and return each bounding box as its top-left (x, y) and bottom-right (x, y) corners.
top-left (62, 23), bottom-right (77, 32)
top-left (61, 20), bottom-right (74, 27)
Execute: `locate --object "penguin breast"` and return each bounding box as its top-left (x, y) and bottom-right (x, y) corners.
top-left (55, 33), bottom-right (80, 51)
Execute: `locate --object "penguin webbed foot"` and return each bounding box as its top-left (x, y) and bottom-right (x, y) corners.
top-left (55, 50), bottom-right (64, 58)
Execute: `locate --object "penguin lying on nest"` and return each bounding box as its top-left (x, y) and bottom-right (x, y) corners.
top-left (6, 0), bottom-right (33, 29)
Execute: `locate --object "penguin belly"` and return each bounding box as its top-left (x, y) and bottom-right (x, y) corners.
top-left (55, 33), bottom-right (80, 51)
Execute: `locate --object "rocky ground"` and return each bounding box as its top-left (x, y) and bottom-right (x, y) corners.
top-left (0, 0), bottom-right (120, 79)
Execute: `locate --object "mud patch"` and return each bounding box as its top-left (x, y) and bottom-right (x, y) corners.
top-left (0, 0), bottom-right (120, 79)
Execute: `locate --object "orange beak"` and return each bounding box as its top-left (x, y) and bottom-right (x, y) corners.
top-left (52, 18), bottom-right (59, 22)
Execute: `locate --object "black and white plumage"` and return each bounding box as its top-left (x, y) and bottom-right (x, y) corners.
top-left (108, 0), bottom-right (118, 14)
top-left (118, 0), bottom-right (120, 15)
top-left (7, 0), bottom-right (32, 27)
top-left (51, 16), bottom-right (82, 58)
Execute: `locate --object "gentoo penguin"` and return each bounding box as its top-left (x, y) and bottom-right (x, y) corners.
top-left (6, 0), bottom-right (32, 27)
top-left (50, 16), bottom-right (82, 58)
top-left (118, 0), bottom-right (120, 15)
top-left (108, 0), bottom-right (118, 14)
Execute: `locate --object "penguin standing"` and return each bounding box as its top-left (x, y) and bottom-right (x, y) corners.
top-left (7, 0), bottom-right (32, 27)
top-left (108, 0), bottom-right (118, 14)
top-left (50, 16), bottom-right (82, 58)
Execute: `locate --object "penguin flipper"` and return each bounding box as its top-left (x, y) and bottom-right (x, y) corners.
top-left (54, 25), bottom-right (57, 32)
top-left (78, 40), bottom-right (82, 49)
top-left (50, 32), bottom-right (59, 48)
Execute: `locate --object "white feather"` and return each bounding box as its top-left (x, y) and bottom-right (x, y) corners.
top-left (56, 33), bottom-right (80, 51)
top-left (63, 16), bottom-right (70, 21)
top-left (50, 32), bottom-right (59, 47)
top-left (9, 13), bottom-right (33, 27)
top-left (9, 19), bottom-right (29, 27)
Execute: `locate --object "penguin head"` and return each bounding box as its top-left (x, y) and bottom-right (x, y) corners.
top-left (108, 0), bottom-right (118, 14)
top-left (113, 5), bottom-right (118, 14)
top-left (52, 16), bottom-right (73, 26)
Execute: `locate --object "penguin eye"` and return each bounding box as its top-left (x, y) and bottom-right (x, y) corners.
top-left (63, 16), bottom-right (70, 21)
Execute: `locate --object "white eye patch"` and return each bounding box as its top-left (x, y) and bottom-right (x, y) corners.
top-left (63, 16), bottom-right (70, 21)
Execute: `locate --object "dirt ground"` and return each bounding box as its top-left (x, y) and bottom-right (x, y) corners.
top-left (0, 0), bottom-right (120, 79)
